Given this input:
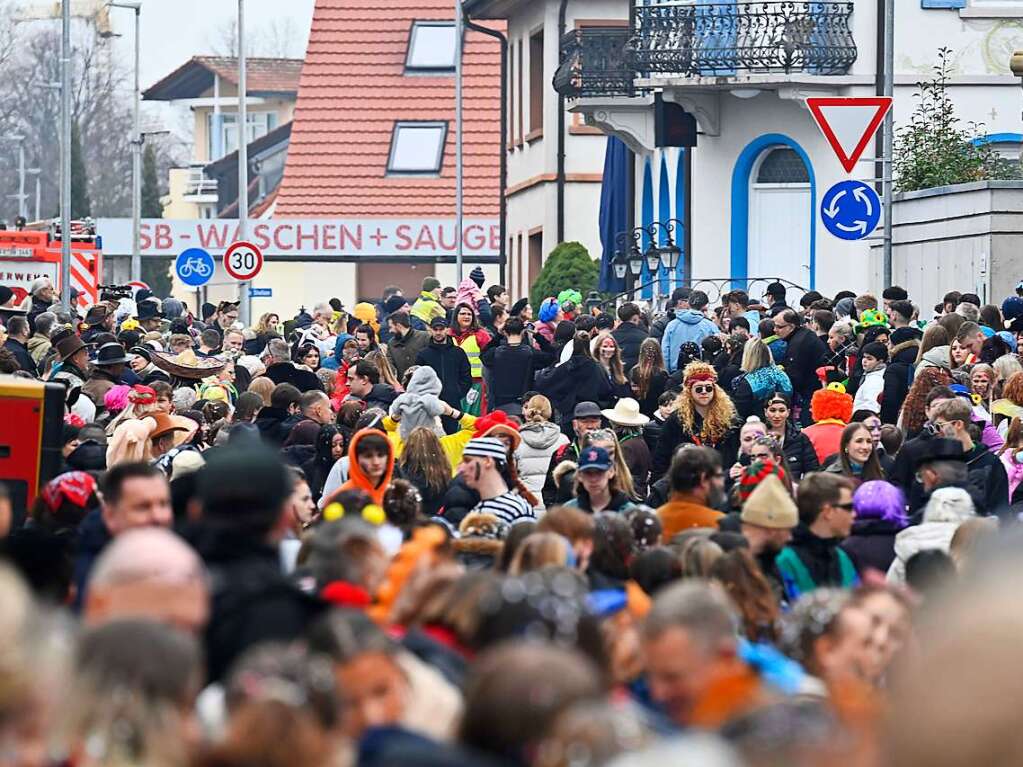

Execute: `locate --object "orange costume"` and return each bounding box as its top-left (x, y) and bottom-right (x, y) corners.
top-left (802, 383), bottom-right (854, 465)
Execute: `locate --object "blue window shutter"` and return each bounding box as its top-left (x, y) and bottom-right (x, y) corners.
top-left (920, 0), bottom-right (965, 8)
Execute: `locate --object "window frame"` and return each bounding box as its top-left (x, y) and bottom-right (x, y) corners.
top-left (528, 29), bottom-right (544, 136)
top-left (405, 21), bottom-right (458, 73)
top-left (386, 121), bottom-right (449, 175)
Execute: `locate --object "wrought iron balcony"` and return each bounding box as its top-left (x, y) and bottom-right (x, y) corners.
top-left (554, 1), bottom-right (856, 98)
top-left (554, 27), bottom-right (635, 98)
top-left (630, 1), bottom-right (856, 78)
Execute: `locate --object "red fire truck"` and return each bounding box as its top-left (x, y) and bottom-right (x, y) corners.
top-left (0, 219), bottom-right (102, 309)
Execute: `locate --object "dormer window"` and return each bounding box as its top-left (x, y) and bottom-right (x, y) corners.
top-left (406, 22), bottom-right (457, 72)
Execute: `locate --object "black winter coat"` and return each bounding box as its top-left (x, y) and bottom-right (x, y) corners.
top-left (438, 475), bottom-right (480, 527)
top-left (881, 340), bottom-right (920, 425)
top-left (840, 518), bottom-right (901, 575)
top-left (190, 527), bottom-right (324, 683)
top-left (416, 339), bottom-right (472, 410)
top-left (651, 410), bottom-right (740, 481)
top-left (534, 355), bottom-right (613, 426)
top-left (778, 422), bottom-right (820, 481)
top-left (612, 322), bottom-right (649, 371)
top-left (779, 326), bottom-right (827, 399)
top-left (265, 362), bottom-right (324, 393)
top-left (480, 338), bottom-right (536, 407)
top-left (636, 370), bottom-right (668, 417)
top-left (254, 406), bottom-right (303, 446)
top-left (3, 338), bottom-right (37, 376)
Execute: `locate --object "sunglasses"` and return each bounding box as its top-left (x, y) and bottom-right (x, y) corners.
top-left (832, 502), bottom-right (855, 511)
top-left (691, 384), bottom-right (715, 395)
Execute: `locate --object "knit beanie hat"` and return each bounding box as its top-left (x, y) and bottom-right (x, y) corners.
top-left (741, 474), bottom-right (797, 529)
top-left (737, 459), bottom-right (786, 504)
top-left (383, 294), bottom-right (408, 315)
top-left (469, 266), bottom-right (486, 288)
top-left (861, 341), bottom-right (889, 362)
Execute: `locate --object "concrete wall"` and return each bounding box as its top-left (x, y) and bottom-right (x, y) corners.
top-left (868, 180), bottom-right (1023, 315)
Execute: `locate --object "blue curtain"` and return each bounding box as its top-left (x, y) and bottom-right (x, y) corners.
top-left (598, 136), bottom-right (630, 293)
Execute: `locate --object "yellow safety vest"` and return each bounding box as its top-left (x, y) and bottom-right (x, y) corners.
top-left (457, 333), bottom-right (483, 379)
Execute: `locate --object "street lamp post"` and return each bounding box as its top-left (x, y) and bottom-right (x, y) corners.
top-left (61, 0), bottom-right (72, 311)
top-left (108, 1), bottom-right (142, 283)
top-left (237, 0), bottom-right (252, 326)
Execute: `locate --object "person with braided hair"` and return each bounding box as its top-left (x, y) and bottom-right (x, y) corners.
top-left (651, 361), bottom-right (740, 482)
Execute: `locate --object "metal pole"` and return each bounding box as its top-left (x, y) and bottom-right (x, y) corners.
top-left (881, 0), bottom-right (894, 288)
top-left (35, 177), bottom-right (40, 221)
top-left (237, 0), bottom-right (251, 325)
top-left (17, 143), bottom-right (25, 218)
top-left (454, 0), bottom-right (464, 281)
top-left (130, 5), bottom-right (141, 282)
top-left (60, 0), bottom-right (72, 311)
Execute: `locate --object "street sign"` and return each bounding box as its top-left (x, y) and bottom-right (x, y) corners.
top-left (223, 240), bottom-right (263, 281)
top-left (174, 247), bottom-right (215, 287)
top-left (250, 287), bottom-right (272, 298)
top-left (821, 180), bottom-right (882, 240)
top-left (806, 97), bottom-right (892, 173)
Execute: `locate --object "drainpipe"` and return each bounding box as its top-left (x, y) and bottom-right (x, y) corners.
top-left (464, 12), bottom-right (509, 284)
top-left (557, 0), bottom-right (568, 243)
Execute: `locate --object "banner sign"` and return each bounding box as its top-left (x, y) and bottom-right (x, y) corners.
top-left (95, 218), bottom-right (501, 259)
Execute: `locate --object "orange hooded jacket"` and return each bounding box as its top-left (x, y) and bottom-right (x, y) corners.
top-left (333, 428), bottom-right (395, 506)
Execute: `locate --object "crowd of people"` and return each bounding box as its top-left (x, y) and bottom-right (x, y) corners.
top-left (0, 270), bottom-right (1022, 765)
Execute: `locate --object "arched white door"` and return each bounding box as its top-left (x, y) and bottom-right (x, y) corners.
top-left (748, 146), bottom-right (811, 286)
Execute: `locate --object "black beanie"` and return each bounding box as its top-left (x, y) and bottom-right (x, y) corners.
top-left (470, 266), bottom-right (486, 288)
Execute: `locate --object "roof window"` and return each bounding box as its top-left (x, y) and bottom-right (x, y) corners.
top-left (406, 22), bottom-right (457, 71)
top-left (387, 121), bottom-right (447, 174)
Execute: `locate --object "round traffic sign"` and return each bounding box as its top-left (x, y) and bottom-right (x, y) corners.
top-left (820, 180), bottom-right (882, 241)
top-left (223, 240), bottom-right (264, 281)
top-left (175, 248), bottom-right (215, 287)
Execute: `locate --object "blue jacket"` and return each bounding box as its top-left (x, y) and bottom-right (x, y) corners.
top-left (731, 365), bottom-right (793, 419)
top-left (661, 310), bottom-right (719, 373)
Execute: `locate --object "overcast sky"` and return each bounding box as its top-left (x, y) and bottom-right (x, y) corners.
top-left (108, 0), bottom-right (316, 87)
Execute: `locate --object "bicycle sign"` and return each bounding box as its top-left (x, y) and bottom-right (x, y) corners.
top-left (223, 240), bottom-right (263, 281)
top-left (175, 247), bottom-right (215, 287)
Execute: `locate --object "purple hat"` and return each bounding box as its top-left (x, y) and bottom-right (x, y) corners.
top-left (852, 480), bottom-right (907, 526)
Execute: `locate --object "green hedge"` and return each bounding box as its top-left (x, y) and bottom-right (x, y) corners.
top-left (529, 241), bottom-right (599, 309)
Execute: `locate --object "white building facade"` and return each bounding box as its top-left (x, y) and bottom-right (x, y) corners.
top-left (553, 0), bottom-right (1023, 300)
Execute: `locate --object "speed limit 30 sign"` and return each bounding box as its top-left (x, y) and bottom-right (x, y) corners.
top-left (223, 240), bottom-right (264, 281)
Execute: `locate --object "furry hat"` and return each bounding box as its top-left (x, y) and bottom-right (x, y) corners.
top-left (922, 487), bottom-right (975, 525)
top-left (810, 382), bottom-right (853, 424)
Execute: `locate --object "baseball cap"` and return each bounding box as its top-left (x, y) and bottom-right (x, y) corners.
top-left (429, 315), bottom-right (449, 329)
top-left (764, 281), bottom-right (786, 299)
top-left (573, 402), bottom-right (602, 419)
top-left (578, 446), bottom-right (612, 472)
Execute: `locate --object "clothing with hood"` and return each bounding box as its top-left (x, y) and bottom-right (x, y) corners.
top-left (887, 488), bottom-right (975, 583)
top-left (389, 366), bottom-right (446, 440)
top-left (515, 420), bottom-right (570, 512)
top-left (416, 337), bottom-right (472, 419)
top-left (775, 525), bottom-right (859, 602)
top-left (254, 406), bottom-right (303, 447)
top-left (661, 310), bottom-right (719, 374)
top-left (353, 302), bottom-right (380, 336)
top-left (330, 427), bottom-right (396, 506)
top-left (730, 365), bottom-right (793, 420)
top-left (385, 327), bottom-right (429, 379)
top-left (916, 345), bottom-right (952, 372)
top-left (964, 441), bottom-right (1010, 518)
top-left (852, 365), bottom-right (886, 416)
top-left (410, 291), bottom-right (446, 326)
top-left (879, 338), bottom-right (919, 424)
top-left (356, 383), bottom-right (399, 411)
top-left (321, 333), bottom-right (354, 371)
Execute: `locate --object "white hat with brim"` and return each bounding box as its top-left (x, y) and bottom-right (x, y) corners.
top-left (601, 397), bottom-right (649, 427)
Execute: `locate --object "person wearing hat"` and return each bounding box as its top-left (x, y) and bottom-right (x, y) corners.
top-left (739, 472), bottom-right (798, 600)
top-left (148, 413), bottom-right (191, 460)
top-left (508, 297), bottom-right (530, 321)
top-left (603, 398), bottom-right (651, 499)
top-left (415, 315), bottom-right (471, 435)
top-left (852, 341), bottom-right (887, 416)
top-left (763, 282), bottom-right (789, 316)
top-left (80, 305), bottom-right (114, 345)
top-left (410, 277), bottom-right (446, 327)
top-left (458, 436), bottom-right (534, 527)
top-left (136, 299), bottom-right (163, 333)
top-left (49, 335), bottom-right (92, 424)
top-left (82, 342), bottom-right (129, 408)
top-left (563, 445), bottom-right (636, 514)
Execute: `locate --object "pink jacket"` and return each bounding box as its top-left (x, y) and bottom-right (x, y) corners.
top-left (1001, 452), bottom-right (1023, 501)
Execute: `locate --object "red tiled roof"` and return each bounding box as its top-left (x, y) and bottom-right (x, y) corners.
top-left (143, 57), bottom-right (304, 101)
top-left (274, 0), bottom-right (503, 217)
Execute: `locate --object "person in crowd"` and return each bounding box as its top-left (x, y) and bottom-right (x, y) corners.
top-left (326, 428), bottom-right (395, 507)
top-left (823, 422), bottom-right (887, 482)
top-left (480, 317), bottom-right (536, 408)
top-left (264, 338), bottom-right (323, 392)
top-left (930, 396), bottom-right (1009, 517)
top-left (730, 337), bottom-right (792, 419)
top-left (840, 480), bottom-right (906, 575)
top-left (346, 359), bottom-right (398, 411)
top-left (592, 334), bottom-right (632, 402)
top-left (535, 332), bottom-right (614, 426)
top-left (761, 392), bottom-right (819, 481)
top-left (385, 311), bottom-right (429, 380)
top-left (603, 398), bottom-right (651, 500)
top-left (563, 445), bottom-right (637, 514)
top-left (852, 341), bottom-right (887, 416)
top-left (630, 337), bottom-right (668, 418)
top-left (417, 316), bottom-right (471, 434)
top-left (656, 445), bottom-right (725, 540)
top-left (398, 427), bottom-right (450, 517)
top-left (255, 382), bottom-right (304, 445)
top-left (26, 276), bottom-right (55, 331)
top-left (448, 302), bottom-right (490, 416)
top-left (887, 486), bottom-right (975, 584)
top-left (611, 302), bottom-right (648, 370)
top-left (515, 395), bottom-right (569, 514)
top-left (739, 472), bottom-right (797, 599)
top-left (652, 361), bottom-right (739, 481)
top-left (293, 342), bottom-right (321, 372)
top-left (728, 416), bottom-right (768, 486)
top-left (2, 315), bottom-right (37, 375)
top-left (773, 309), bottom-right (827, 425)
top-left (661, 290), bottom-right (718, 375)
top-left (775, 473), bottom-right (859, 601)
top-left (803, 383), bottom-right (854, 465)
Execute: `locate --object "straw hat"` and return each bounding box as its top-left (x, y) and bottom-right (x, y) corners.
top-left (149, 348), bottom-right (226, 380)
top-left (601, 397), bottom-right (649, 427)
